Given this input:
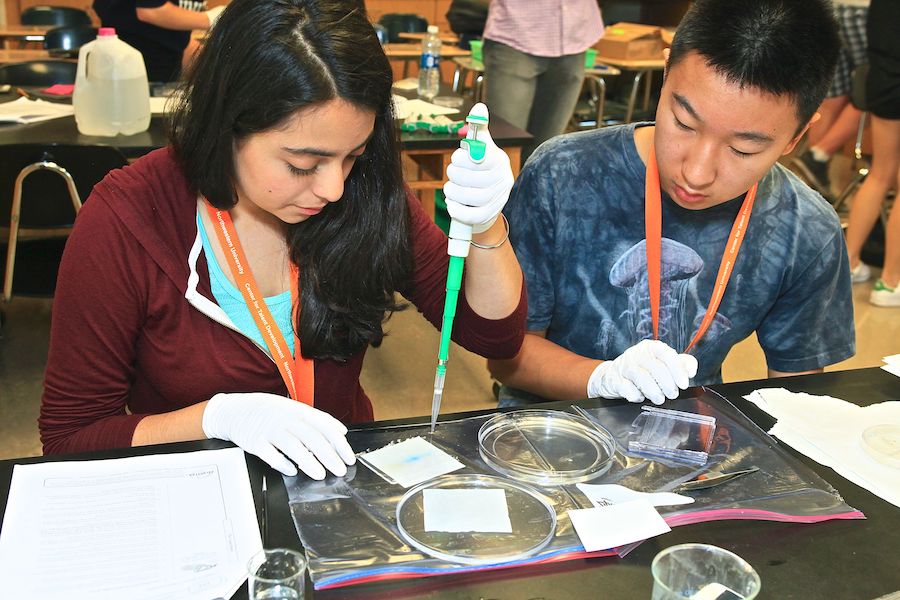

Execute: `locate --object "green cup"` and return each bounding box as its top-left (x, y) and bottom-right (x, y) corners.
top-left (469, 39), bottom-right (483, 62)
top-left (584, 48), bottom-right (597, 69)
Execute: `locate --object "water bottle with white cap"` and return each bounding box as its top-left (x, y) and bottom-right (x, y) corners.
top-left (417, 25), bottom-right (442, 101)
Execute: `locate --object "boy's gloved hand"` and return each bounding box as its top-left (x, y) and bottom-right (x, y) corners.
top-left (202, 392), bottom-right (356, 479)
top-left (587, 340), bottom-right (698, 405)
top-left (443, 104), bottom-right (514, 233)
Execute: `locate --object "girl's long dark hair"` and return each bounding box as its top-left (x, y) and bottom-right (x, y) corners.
top-left (170, 0), bottom-right (410, 362)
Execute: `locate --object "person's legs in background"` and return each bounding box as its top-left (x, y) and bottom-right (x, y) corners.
top-left (845, 115), bottom-right (900, 286)
top-left (526, 52), bottom-right (586, 152)
top-left (794, 4), bottom-right (868, 197)
top-left (483, 40), bottom-right (540, 136)
top-left (873, 170), bottom-right (900, 304)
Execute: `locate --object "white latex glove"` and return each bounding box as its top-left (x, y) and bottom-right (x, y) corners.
top-left (587, 340), bottom-right (699, 405)
top-left (202, 392), bottom-right (356, 479)
top-left (205, 5), bottom-right (225, 28)
top-left (442, 105), bottom-right (514, 233)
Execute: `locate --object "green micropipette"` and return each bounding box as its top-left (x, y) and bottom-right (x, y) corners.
top-left (430, 103), bottom-right (490, 434)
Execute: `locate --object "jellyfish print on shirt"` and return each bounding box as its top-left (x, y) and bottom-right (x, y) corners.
top-left (608, 238), bottom-right (732, 364)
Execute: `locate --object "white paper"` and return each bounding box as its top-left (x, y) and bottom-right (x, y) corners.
top-left (358, 436), bottom-right (464, 488)
top-left (882, 353), bottom-right (900, 364)
top-left (394, 98), bottom-right (460, 120)
top-left (745, 388), bottom-right (900, 508)
top-left (0, 447), bottom-right (263, 600)
top-left (423, 488), bottom-right (512, 532)
top-left (881, 362), bottom-right (900, 379)
top-left (0, 96), bottom-right (74, 124)
top-left (149, 96), bottom-right (173, 114)
top-left (392, 77), bottom-right (419, 90)
top-left (568, 499), bottom-right (671, 552)
top-left (576, 483), bottom-right (694, 508)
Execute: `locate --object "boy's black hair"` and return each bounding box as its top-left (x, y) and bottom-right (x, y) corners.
top-left (669, 0), bottom-right (840, 129)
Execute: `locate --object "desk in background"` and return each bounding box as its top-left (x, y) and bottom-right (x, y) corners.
top-left (593, 54), bottom-right (665, 124)
top-left (0, 90), bottom-right (531, 221)
top-left (0, 368), bottom-right (897, 599)
top-left (0, 25), bottom-right (50, 49)
top-left (0, 48), bottom-right (53, 64)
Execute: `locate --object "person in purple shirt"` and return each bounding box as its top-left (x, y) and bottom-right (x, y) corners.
top-left (491, 0), bottom-right (856, 407)
top-left (481, 0), bottom-right (604, 157)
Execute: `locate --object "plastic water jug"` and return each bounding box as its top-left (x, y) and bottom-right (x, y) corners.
top-left (73, 27), bottom-right (151, 136)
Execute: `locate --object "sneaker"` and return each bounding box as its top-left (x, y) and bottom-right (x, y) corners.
top-left (793, 150), bottom-right (831, 194)
top-left (851, 262), bottom-right (872, 284)
top-left (870, 279), bottom-right (900, 307)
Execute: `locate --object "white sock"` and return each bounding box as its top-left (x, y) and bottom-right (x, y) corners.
top-left (810, 147), bottom-right (831, 162)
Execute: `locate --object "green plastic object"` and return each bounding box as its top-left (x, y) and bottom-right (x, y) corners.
top-left (462, 138), bottom-right (487, 162)
top-left (434, 191), bottom-right (450, 234)
top-left (437, 256), bottom-right (465, 362)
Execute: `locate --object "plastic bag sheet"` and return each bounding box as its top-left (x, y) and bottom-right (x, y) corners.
top-left (284, 388), bottom-right (863, 590)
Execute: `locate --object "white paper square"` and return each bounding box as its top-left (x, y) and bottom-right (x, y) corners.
top-left (568, 499), bottom-right (670, 552)
top-left (423, 488), bottom-right (512, 533)
top-left (881, 362), bottom-right (900, 379)
top-left (358, 436), bottom-right (464, 488)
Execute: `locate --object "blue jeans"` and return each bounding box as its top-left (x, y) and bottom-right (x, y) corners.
top-left (483, 39), bottom-right (586, 155)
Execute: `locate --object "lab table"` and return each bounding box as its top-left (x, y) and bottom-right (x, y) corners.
top-left (0, 367), bottom-right (897, 598)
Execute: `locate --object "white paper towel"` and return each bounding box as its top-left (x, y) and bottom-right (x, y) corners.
top-left (744, 388), bottom-right (900, 508)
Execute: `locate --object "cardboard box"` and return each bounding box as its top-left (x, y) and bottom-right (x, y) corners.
top-left (595, 22), bottom-right (664, 61)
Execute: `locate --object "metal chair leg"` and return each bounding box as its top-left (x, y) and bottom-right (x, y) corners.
top-left (625, 71), bottom-right (646, 124)
top-left (4, 158), bottom-right (81, 303)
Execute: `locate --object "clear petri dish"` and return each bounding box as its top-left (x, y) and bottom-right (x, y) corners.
top-left (395, 474), bottom-right (556, 565)
top-left (860, 424), bottom-right (900, 469)
top-left (478, 410), bottom-right (616, 486)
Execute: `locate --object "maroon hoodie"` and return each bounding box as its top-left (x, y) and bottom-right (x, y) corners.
top-left (39, 148), bottom-right (526, 455)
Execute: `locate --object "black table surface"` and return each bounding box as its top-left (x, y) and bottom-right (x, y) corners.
top-left (1, 367), bottom-right (898, 599)
top-left (0, 89), bottom-right (531, 158)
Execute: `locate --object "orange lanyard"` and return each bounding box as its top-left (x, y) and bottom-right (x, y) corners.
top-left (204, 201), bottom-right (315, 405)
top-left (645, 141), bottom-right (757, 353)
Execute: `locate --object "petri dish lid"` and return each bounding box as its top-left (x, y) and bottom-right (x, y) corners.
top-left (478, 410), bottom-right (616, 485)
top-left (860, 424), bottom-right (900, 469)
top-left (395, 474), bottom-right (556, 565)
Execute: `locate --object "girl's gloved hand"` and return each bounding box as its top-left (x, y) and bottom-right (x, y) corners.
top-left (443, 104), bottom-right (514, 234)
top-left (587, 340), bottom-right (698, 405)
top-left (202, 392), bottom-right (356, 479)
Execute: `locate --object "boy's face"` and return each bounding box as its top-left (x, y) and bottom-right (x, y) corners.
top-left (654, 51), bottom-right (808, 210)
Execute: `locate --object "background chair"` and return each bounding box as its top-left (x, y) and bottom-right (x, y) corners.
top-left (373, 23), bottom-right (389, 45)
top-left (0, 60), bottom-right (77, 86)
top-left (20, 5), bottom-right (92, 27)
top-left (0, 144), bottom-right (128, 305)
top-left (377, 13), bottom-right (428, 43)
top-left (43, 25), bottom-right (97, 57)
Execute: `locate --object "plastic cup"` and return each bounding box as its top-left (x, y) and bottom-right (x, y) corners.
top-left (584, 48), bottom-right (597, 69)
top-left (469, 40), bottom-right (483, 62)
top-left (248, 548), bottom-right (307, 600)
top-left (651, 544), bottom-right (761, 600)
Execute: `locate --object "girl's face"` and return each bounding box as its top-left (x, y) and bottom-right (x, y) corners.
top-left (233, 99), bottom-right (375, 224)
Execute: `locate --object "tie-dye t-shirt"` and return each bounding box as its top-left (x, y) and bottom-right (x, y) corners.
top-left (503, 123), bottom-right (855, 402)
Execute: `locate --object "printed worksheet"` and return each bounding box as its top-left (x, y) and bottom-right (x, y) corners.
top-left (0, 447), bottom-right (263, 600)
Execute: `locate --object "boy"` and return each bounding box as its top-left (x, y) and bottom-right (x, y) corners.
top-left (492, 0), bottom-right (855, 405)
